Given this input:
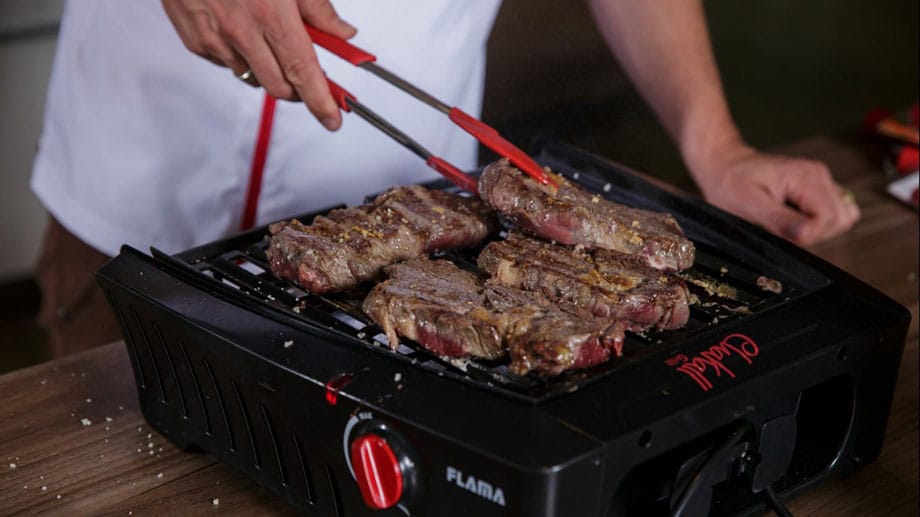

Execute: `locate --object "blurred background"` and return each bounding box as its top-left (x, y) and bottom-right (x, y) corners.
top-left (1, 0), bottom-right (917, 373)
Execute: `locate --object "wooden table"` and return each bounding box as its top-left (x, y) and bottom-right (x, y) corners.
top-left (1, 135), bottom-right (916, 515)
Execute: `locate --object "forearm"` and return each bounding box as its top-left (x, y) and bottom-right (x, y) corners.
top-left (586, 0), bottom-right (746, 183)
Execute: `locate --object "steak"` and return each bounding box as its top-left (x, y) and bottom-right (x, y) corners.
top-left (363, 258), bottom-right (624, 376)
top-left (267, 186), bottom-right (497, 293)
top-left (478, 233), bottom-right (690, 331)
top-left (478, 159), bottom-right (695, 271)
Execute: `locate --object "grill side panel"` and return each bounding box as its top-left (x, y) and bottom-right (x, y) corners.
top-left (99, 265), bottom-right (359, 515)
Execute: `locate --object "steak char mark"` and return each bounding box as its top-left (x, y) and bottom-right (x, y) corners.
top-left (478, 159), bottom-right (695, 271)
top-left (479, 233), bottom-right (690, 331)
top-left (267, 186), bottom-right (496, 293)
top-left (363, 258), bottom-right (624, 376)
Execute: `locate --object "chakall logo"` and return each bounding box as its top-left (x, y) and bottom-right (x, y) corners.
top-left (665, 333), bottom-right (760, 392)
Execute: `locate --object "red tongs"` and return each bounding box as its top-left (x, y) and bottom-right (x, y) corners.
top-left (307, 26), bottom-right (556, 193)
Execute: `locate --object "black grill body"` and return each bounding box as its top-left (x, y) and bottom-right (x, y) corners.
top-left (96, 142), bottom-right (909, 516)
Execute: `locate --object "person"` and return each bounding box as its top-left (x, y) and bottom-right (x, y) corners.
top-left (31, 0), bottom-right (858, 358)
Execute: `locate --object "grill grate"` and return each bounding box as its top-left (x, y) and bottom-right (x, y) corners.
top-left (155, 171), bottom-right (796, 402)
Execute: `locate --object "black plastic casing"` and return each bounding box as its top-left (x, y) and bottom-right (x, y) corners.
top-left (96, 143), bottom-right (910, 516)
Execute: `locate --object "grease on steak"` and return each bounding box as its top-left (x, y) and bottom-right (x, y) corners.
top-left (479, 233), bottom-right (690, 330)
top-left (478, 159), bottom-right (695, 271)
top-left (363, 258), bottom-right (624, 376)
top-left (267, 185), bottom-right (496, 293)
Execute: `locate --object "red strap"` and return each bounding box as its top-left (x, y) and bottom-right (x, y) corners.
top-left (240, 93), bottom-right (277, 230)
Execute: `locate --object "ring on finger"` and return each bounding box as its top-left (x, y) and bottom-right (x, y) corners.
top-left (839, 188), bottom-right (855, 204)
top-left (236, 69), bottom-right (259, 87)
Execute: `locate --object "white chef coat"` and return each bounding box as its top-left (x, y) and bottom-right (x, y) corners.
top-left (31, 0), bottom-right (502, 256)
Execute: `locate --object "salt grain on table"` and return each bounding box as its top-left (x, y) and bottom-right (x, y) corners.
top-left (81, 418), bottom-right (92, 427)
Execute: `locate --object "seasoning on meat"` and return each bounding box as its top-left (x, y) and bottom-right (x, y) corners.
top-left (478, 159), bottom-right (695, 271)
top-left (479, 233), bottom-right (690, 330)
top-left (363, 258), bottom-right (624, 376)
top-left (267, 185), bottom-right (497, 293)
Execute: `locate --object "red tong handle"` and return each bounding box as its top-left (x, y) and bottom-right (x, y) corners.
top-left (426, 156), bottom-right (479, 194)
top-left (306, 25), bottom-right (376, 66)
top-left (325, 77), bottom-right (355, 112)
top-left (449, 109), bottom-right (556, 186)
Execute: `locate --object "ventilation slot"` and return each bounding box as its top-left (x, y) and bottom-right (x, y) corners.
top-left (178, 338), bottom-right (211, 436)
top-left (232, 380), bottom-right (261, 469)
top-left (204, 359), bottom-right (235, 452)
top-left (292, 433), bottom-right (316, 505)
top-left (325, 464), bottom-right (345, 517)
top-left (260, 404), bottom-right (288, 486)
top-left (110, 298), bottom-right (145, 390)
top-left (130, 305), bottom-right (167, 403)
top-left (153, 323), bottom-right (189, 420)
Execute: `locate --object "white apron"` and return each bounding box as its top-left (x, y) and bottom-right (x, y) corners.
top-left (31, 0), bottom-right (502, 256)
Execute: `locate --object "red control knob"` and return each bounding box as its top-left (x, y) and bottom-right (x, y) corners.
top-left (350, 434), bottom-right (404, 509)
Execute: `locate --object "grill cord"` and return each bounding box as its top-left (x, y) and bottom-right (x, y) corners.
top-left (669, 421), bottom-right (794, 517)
top-left (760, 485), bottom-right (794, 517)
top-left (240, 93), bottom-right (277, 231)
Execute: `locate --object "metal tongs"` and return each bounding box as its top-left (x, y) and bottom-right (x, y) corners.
top-left (307, 26), bottom-right (557, 193)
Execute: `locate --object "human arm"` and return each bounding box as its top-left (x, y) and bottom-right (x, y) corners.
top-left (161, 0), bottom-right (356, 131)
top-left (585, 0), bottom-right (859, 245)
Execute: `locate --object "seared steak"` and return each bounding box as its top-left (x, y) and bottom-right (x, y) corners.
top-left (363, 258), bottom-right (624, 376)
top-left (478, 159), bottom-right (695, 271)
top-left (478, 233), bottom-right (690, 330)
top-left (267, 186), bottom-right (497, 293)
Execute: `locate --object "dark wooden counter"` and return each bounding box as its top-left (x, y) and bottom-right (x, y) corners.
top-left (1, 135), bottom-right (916, 515)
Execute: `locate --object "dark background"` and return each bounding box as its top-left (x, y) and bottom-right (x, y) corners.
top-left (1, 0), bottom-right (917, 373)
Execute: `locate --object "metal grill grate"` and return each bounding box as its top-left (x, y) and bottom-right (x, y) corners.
top-left (151, 170), bottom-right (798, 402)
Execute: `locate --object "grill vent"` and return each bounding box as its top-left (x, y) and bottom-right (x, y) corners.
top-left (111, 299), bottom-right (146, 390)
top-left (293, 433), bottom-right (316, 505)
top-left (204, 359), bottom-right (236, 452)
top-left (130, 305), bottom-right (168, 403)
top-left (177, 338), bottom-right (212, 436)
top-left (260, 403), bottom-right (288, 486)
top-left (325, 464), bottom-right (345, 517)
top-left (232, 380), bottom-right (261, 469)
top-left (153, 323), bottom-right (189, 420)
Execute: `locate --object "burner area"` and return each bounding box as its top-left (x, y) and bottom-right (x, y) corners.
top-left (97, 142), bottom-right (909, 516)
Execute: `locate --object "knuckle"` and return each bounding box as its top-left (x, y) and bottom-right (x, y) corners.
top-left (262, 78), bottom-right (295, 100)
top-left (216, 15), bottom-right (246, 44)
top-left (282, 56), bottom-right (319, 85)
top-left (197, 34), bottom-right (226, 59)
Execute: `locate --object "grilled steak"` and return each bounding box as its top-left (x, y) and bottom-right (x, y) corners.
top-left (478, 159), bottom-right (695, 271)
top-left (479, 233), bottom-right (690, 331)
top-left (363, 258), bottom-right (624, 376)
top-left (267, 186), bottom-right (497, 293)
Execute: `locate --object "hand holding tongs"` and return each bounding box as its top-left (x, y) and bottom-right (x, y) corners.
top-left (307, 25), bottom-right (557, 193)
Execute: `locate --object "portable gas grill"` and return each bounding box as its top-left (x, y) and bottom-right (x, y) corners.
top-left (96, 142), bottom-right (910, 516)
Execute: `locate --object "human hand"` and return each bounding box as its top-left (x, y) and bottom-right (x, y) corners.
top-left (161, 0), bottom-right (356, 130)
top-left (692, 145), bottom-right (860, 246)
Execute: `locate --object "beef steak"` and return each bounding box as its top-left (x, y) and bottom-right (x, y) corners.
top-left (363, 258), bottom-right (624, 376)
top-left (478, 233), bottom-right (690, 330)
top-left (267, 186), bottom-right (496, 293)
top-left (478, 159), bottom-right (695, 271)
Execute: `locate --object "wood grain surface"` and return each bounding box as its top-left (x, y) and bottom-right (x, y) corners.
top-left (0, 135), bottom-right (916, 516)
